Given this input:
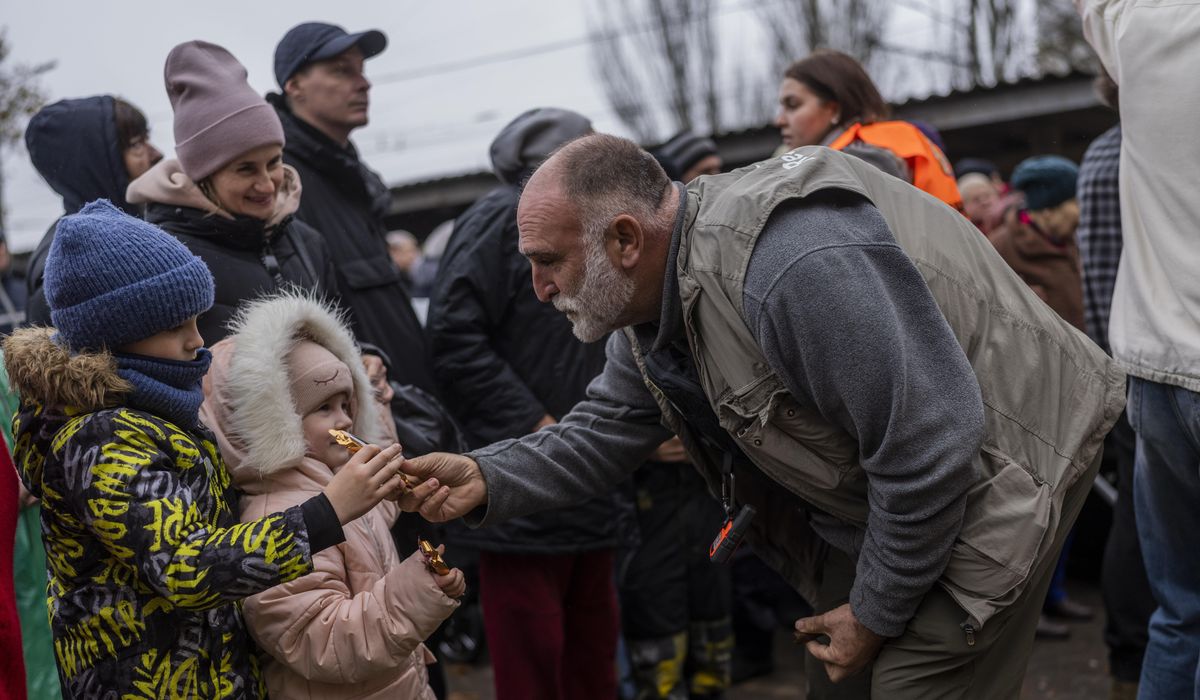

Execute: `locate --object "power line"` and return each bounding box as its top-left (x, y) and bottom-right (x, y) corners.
top-left (890, 0), bottom-right (970, 30)
top-left (370, 0), bottom-right (779, 86)
top-left (371, 36), bottom-right (594, 85)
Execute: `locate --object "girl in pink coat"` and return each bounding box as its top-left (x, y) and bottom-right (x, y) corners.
top-left (201, 292), bottom-right (463, 699)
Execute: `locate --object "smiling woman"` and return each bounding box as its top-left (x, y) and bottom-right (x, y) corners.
top-left (124, 40), bottom-right (342, 348)
top-left (200, 144), bottom-right (287, 220)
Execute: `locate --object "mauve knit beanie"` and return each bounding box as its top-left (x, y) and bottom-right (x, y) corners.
top-left (45, 199), bottom-right (215, 352)
top-left (165, 40), bottom-right (285, 182)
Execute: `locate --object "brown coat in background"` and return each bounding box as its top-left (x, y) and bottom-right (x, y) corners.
top-left (990, 208), bottom-right (1086, 331)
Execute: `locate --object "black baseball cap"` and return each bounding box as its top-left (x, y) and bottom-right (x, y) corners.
top-left (274, 22), bottom-right (387, 88)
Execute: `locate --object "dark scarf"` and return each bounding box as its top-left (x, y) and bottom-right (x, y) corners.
top-left (114, 349), bottom-right (213, 428)
top-left (146, 202), bottom-right (286, 252)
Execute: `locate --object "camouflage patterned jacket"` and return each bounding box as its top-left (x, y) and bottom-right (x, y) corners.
top-left (3, 327), bottom-right (336, 699)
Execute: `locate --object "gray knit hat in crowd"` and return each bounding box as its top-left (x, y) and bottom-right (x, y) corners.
top-left (650, 131), bottom-right (719, 181)
top-left (165, 40), bottom-right (285, 182)
top-left (1010, 155), bottom-right (1080, 211)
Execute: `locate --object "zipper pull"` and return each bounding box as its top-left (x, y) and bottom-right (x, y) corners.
top-left (961, 622), bottom-right (976, 647)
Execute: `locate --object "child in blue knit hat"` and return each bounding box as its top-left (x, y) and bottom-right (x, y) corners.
top-left (1, 200), bottom-right (428, 699)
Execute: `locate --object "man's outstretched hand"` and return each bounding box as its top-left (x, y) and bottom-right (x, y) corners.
top-left (795, 604), bottom-right (885, 683)
top-left (399, 452), bottom-right (489, 522)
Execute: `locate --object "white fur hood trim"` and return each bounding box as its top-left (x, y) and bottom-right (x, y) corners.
top-left (215, 292), bottom-right (387, 476)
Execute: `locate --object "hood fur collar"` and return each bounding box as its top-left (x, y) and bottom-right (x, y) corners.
top-left (3, 327), bottom-right (130, 410)
top-left (202, 292), bottom-right (387, 478)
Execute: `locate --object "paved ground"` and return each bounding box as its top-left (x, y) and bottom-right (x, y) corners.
top-left (442, 583), bottom-right (1110, 699)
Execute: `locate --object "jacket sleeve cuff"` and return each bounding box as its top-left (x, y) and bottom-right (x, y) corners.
top-left (848, 577), bottom-right (919, 639)
top-left (301, 493), bottom-right (346, 555)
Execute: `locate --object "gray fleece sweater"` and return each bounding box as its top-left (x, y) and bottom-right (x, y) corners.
top-left (470, 185), bottom-right (981, 638)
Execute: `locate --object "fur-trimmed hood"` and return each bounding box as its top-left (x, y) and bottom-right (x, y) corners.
top-left (201, 292), bottom-right (389, 485)
top-left (3, 326), bottom-right (133, 499)
top-left (3, 326), bottom-right (130, 411)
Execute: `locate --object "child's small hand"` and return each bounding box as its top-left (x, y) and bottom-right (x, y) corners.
top-left (434, 566), bottom-right (466, 599)
top-left (323, 444), bottom-right (406, 525)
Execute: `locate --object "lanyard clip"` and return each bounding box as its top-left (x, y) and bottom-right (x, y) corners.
top-left (719, 452), bottom-right (735, 519)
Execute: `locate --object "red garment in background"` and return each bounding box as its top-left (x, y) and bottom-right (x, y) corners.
top-left (479, 550), bottom-right (619, 700)
top-left (0, 436), bottom-right (28, 700)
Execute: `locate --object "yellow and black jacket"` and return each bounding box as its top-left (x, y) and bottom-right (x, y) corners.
top-left (4, 327), bottom-right (329, 699)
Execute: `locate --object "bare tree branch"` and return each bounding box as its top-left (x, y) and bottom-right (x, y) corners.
top-left (586, 0), bottom-right (722, 141)
top-left (0, 28), bottom-right (55, 229)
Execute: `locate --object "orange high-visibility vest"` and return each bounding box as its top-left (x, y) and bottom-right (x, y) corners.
top-left (828, 121), bottom-right (963, 210)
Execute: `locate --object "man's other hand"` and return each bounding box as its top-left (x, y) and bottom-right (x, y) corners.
top-left (402, 452), bottom-right (488, 522)
top-left (795, 604), bottom-right (886, 683)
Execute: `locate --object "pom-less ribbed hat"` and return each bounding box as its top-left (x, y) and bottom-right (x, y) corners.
top-left (650, 131), bottom-right (719, 181)
top-left (45, 199), bottom-right (214, 352)
top-left (1010, 155), bottom-right (1080, 211)
top-left (165, 40), bottom-right (285, 181)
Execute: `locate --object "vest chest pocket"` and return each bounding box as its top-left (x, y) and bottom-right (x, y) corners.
top-left (716, 374), bottom-right (857, 491)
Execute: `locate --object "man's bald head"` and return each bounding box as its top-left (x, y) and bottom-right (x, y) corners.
top-left (517, 134), bottom-right (680, 336)
top-left (526, 134), bottom-right (674, 242)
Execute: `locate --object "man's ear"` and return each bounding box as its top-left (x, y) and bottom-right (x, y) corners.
top-left (284, 74), bottom-right (304, 103)
top-left (609, 214), bottom-right (643, 270)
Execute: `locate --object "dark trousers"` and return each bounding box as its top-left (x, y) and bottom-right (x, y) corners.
top-left (621, 463), bottom-right (733, 698)
top-left (479, 549), bottom-right (620, 700)
top-left (801, 450), bottom-right (1101, 699)
top-left (1100, 412), bottom-right (1155, 683)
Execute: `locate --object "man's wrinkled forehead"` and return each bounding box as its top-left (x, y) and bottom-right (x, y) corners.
top-left (517, 176), bottom-right (575, 256)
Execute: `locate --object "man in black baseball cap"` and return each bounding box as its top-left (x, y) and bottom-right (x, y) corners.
top-left (275, 22), bottom-right (387, 92)
top-left (266, 22), bottom-right (439, 402)
top-left (272, 23), bottom-right (387, 146)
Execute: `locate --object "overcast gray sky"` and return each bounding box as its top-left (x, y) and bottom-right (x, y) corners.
top-left (1, 0), bottom-right (944, 251)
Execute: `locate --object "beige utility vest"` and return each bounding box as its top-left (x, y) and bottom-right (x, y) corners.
top-left (626, 147), bottom-right (1126, 628)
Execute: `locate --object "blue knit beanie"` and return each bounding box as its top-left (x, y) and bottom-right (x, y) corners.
top-left (1010, 156), bottom-right (1080, 211)
top-left (45, 199), bottom-right (215, 352)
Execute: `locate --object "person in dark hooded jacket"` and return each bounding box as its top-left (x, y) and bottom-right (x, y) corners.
top-left (425, 108), bottom-right (627, 700)
top-left (23, 95), bottom-right (163, 326)
top-left (126, 41), bottom-right (338, 348)
top-left (269, 22), bottom-right (434, 392)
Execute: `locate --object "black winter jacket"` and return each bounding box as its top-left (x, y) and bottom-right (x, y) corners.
top-left (148, 203), bottom-right (338, 345)
top-left (427, 184), bottom-right (622, 553)
top-left (269, 94), bottom-right (435, 392)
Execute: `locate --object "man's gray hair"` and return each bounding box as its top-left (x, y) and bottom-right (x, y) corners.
top-left (551, 134), bottom-right (673, 242)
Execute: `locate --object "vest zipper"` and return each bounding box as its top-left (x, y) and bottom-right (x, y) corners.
top-left (960, 620), bottom-right (976, 647)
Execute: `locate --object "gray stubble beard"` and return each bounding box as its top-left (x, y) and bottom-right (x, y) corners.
top-left (552, 229), bottom-right (635, 343)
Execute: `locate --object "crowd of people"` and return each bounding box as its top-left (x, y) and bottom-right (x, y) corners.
top-left (0, 1), bottom-right (1196, 699)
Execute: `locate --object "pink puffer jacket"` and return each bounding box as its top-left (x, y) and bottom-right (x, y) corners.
top-left (200, 293), bottom-right (460, 699)
top-left (239, 463), bottom-right (454, 699)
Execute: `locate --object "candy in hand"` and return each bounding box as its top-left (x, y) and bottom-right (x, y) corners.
top-left (418, 538), bottom-right (451, 575)
top-left (329, 429), bottom-right (412, 489)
